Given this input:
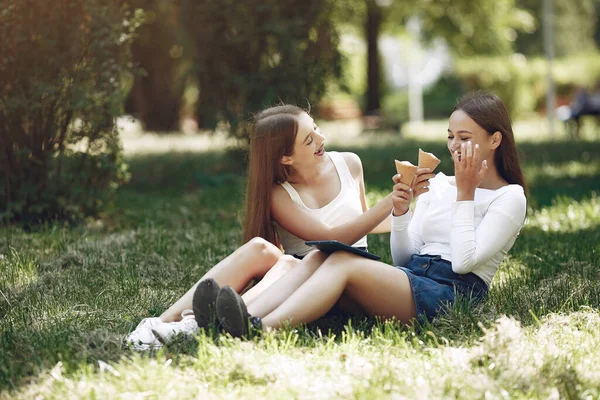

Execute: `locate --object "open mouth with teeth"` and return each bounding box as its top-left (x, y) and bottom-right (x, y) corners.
top-left (315, 145), bottom-right (325, 156)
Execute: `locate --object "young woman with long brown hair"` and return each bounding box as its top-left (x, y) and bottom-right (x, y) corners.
top-left (212, 91), bottom-right (528, 337)
top-left (125, 105), bottom-right (434, 349)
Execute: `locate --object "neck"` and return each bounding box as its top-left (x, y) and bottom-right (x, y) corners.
top-left (479, 161), bottom-right (508, 190)
top-left (287, 159), bottom-right (328, 185)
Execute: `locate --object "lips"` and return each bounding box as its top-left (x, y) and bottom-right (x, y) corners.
top-left (315, 145), bottom-right (325, 156)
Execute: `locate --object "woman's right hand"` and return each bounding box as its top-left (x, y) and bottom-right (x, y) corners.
top-left (392, 174), bottom-right (412, 216)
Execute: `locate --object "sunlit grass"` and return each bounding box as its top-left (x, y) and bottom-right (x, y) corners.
top-left (1, 125), bottom-right (599, 398)
top-left (526, 194), bottom-right (600, 232)
top-left (526, 160), bottom-right (600, 182)
top-left (8, 310), bottom-right (600, 399)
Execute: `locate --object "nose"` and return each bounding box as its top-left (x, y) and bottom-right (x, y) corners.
top-left (449, 138), bottom-right (461, 152)
top-left (315, 130), bottom-right (325, 144)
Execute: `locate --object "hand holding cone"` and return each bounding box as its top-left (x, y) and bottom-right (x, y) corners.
top-left (395, 160), bottom-right (418, 185)
top-left (395, 149), bottom-right (440, 186)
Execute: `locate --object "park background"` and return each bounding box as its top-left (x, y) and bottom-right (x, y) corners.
top-left (1, 0), bottom-right (600, 398)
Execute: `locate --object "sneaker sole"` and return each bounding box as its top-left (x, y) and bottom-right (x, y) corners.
top-left (216, 286), bottom-right (248, 338)
top-left (192, 278), bottom-right (220, 329)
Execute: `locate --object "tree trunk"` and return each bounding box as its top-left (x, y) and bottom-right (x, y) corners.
top-left (124, 0), bottom-right (184, 132)
top-left (365, 0), bottom-right (382, 115)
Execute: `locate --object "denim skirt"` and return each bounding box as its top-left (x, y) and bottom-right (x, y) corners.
top-left (396, 254), bottom-right (488, 322)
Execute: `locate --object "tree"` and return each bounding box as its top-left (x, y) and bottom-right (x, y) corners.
top-left (179, 0), bottom-right (342, 139)
top-left (125, 0), bottom-right (187, 132)
top-left (365, 0), bottom-right (383, 115)
top-left (335, 0), bottom-right (533, 115)
top-left (0, 0), bottom-right (140, 224)
top-left (515, 0), bottom-right (598, 57)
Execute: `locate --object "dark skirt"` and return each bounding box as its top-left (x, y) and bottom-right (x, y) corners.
top-left (396, 254), bottom-right (488, 322)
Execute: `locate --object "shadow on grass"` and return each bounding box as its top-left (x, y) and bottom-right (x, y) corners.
top-left (489, 225), bottom-right (600, 324)
top-left (2, 138), bottom-right (599, 392)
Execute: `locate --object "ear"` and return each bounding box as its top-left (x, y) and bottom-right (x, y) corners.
top-left (490, 131), bottom-right (502, 149)
top-left (280, 155), bottom-right (293, 166)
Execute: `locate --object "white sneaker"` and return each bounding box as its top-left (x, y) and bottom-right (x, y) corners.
top-left (124, 317), bottom-right (164, 351)
top-left (151, 309), bottom-right (199, 344)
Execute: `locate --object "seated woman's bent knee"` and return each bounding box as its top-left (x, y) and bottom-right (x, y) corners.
top-left (246, 237), bottom-right (282, 263)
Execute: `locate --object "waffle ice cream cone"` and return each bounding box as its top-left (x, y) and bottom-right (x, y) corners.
top-left (418, 148), bottom-right (441, 171)
top-left (394, 160), bottom-right (418, 185)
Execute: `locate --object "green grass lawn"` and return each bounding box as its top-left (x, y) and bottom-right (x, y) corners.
top-left (1, 126), bottom-right (599, 399)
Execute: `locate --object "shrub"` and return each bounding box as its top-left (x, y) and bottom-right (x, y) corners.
top-left (180, 0), bottom-right (342, 139)
top-left (0, 0), bottom-right (141, 225)
top-left (423, 75), bottom-right (466, 119)
top-left (454, 53), bottom-right (600, 118)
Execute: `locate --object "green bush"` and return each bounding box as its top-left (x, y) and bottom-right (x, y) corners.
top-left (454, 53), bottom-right (600, 118)
top-left (454, 55), bottom-right (537, 118)
top-left (0, 0), bottom-right (141, 225)
top-left (423, 75), bottom-right (466, 119)
top-left (180, 0), bottom-right (342, 139)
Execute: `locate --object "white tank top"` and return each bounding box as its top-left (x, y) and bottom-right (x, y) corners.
top-left (275, 151), bottom-right (368, 257)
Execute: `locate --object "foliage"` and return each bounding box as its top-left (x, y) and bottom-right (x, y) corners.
top-left (0, 0), bottom-right (141, 225)
top-left (179, 0), bottom-right (342, 139)
top-left (515, 0), bottom-right (599, 57)
top-left (422, 75), bottom-right (466, 119)
top-left (454, 53), bottom-right (600, 118)
top-left (383, 0), bottom-right (535, 56)
top-left (0, 132), bottom-right (599, 394)
top-left (125, 0), bottom-right (188, 132)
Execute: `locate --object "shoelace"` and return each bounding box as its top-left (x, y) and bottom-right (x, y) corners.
top-left (180, 309), bottom-right (198, 329)
top-left (181, 309), bottom-right (194, 319)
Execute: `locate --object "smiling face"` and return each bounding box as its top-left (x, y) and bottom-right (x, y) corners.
top-left (447, 109), bottom-right (500, 162)
top-left (281, 112), bottom-right (326, 167)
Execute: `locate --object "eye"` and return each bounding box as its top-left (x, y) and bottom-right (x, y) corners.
top-left (447, 136), bottom-right (453, 140)
top-left (306, 136), bottom-right (314, 145)
top-left (461, 137), bottom-right (470, 141)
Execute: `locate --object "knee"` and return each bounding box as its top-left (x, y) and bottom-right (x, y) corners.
top-left (247, 237), bottom-right (281, 265)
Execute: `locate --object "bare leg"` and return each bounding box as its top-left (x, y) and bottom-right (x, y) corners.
top-left (241, 255), bottom-right (299, 305)
top-left (246, 250), bottom-right (329, 317)
top-left (160, 237), bottom-right (282, 322)
top-left (261, 251), bottom-right (416, 328)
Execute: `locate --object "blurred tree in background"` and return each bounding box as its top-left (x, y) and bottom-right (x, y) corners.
top-left (515, 0), bottom-right (598, 57)
top-left (0, 0), bottom-right (141, 225)
top-left (331, 0), bottom-right (534, 116)
top-left (179, 0), bottom-right (342, 139)
top-left (125, 0), bottom-right (187, 132)
top-left (412, 0), bottom-right (534, 56)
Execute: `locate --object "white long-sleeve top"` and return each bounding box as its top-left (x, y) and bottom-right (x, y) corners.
top-left (391, 172), bottom-right (526, 286)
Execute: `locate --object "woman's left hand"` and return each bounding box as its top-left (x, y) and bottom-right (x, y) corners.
top-left (454, 141), bottom-right (488, 201)
top-left (412, 168), bottom-right (435, 198)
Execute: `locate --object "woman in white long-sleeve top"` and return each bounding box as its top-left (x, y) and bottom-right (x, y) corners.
top-left (214, 91), bottom-right (527, 335)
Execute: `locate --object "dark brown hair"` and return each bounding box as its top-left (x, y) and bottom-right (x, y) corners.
top-left (242, 105), bottom-right (306, 247)
top-left (454, 91), bottom-right (527, 193)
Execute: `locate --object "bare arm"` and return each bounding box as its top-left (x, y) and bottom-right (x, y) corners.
top-left (272, 152), bottom-right (393, 245)
top-left (346, 152), bottom-right (391, 234)
top-left (272, 186), bottom-right (393, 246)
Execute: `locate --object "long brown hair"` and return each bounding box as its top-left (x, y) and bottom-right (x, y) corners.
top-left (242, 105), bottom-right (306, 247)
top-left (454, 91), bottom-right (527, 193)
